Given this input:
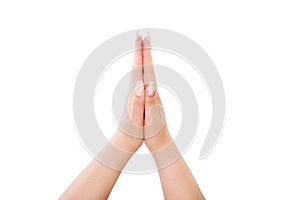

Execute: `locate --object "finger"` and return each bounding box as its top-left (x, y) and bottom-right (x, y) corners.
top-left (143, 35), bottom-right (165, 138)
top-left (143, 34), bottom-right (156, 86)
top-left (144, 35), bottom-right (159, 101)
top-left (143, 34), bottom-right (159, 107)
top-left (129, 34), bottom-right (143, 92)
top-left (145, 82), bottom-right (163, 121)
top-left (132, 34), bottom-right (143, 69)
top-left (144, 86), bottom-right (166, 138)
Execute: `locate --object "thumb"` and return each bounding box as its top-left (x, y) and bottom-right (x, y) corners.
top-left (144, 82), bottom-right (166, 139)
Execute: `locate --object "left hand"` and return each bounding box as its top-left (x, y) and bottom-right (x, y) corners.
top-left (110, 35), bottom-right (144, 153)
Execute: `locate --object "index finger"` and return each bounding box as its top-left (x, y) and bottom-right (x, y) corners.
top-left (132, 34), bottom-right (143, 69)
top-left (129, 34), bottom-right (143, 91)
top-left (143, 35), bottom-right (156, 86)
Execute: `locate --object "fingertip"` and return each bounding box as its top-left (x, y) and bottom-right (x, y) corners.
top-left (136, 34), bottom-right (143, 48)
top-left (143, 35), bottom-right (151, 48)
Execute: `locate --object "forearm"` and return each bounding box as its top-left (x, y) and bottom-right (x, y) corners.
top-left (146, 130), bottom-right (205, 200)
top-left (158, 157), bottom-right (205, 200)
top-left (59, 158), bottom-right (121, 200)
top-left (60, 130), bottom-right (139, 200)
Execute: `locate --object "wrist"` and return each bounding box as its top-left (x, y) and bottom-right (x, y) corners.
top-left (110, 129), bottom-right (143, 153)
top-left (145, 129), bottom-right (173, 152)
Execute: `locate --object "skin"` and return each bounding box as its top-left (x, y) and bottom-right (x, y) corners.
top-left (143, 36), bottom-right (205, 200)
top-left (59, 35), bottom-right (205, 200)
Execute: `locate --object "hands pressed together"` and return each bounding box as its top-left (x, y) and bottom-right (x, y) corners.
top-left (111, 34), bottom-right (172, 156)
top-left (60, 34), bottom-right (205, 200)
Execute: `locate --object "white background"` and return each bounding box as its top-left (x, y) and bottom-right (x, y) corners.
top-left (0, 0), bottom-right (300, 199)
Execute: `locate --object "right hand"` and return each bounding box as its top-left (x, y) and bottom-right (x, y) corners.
top-left (143, 35), bottom-right (173, 152)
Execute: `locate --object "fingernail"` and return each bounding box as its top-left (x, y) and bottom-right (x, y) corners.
top-left (135, 80), bottom-right (144, 97)
top-left (147, 82), bottom-right (156, 96)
